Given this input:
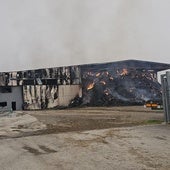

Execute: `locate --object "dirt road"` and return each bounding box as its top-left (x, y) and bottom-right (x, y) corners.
top-left (27, 106), bottom-right (164, 135)
top-left (0, 106), bottom-right (169, 170)
top-left (0, 125), bottom-right (170, 170)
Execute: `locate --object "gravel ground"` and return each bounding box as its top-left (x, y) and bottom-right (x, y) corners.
top-left (0, 106), bottom-right (169, 170)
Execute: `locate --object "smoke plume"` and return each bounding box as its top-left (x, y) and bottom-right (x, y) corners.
top-left (0, 0), bottom-right (170, 71)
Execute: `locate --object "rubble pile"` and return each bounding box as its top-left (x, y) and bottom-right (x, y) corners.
top-left (81, 60), bottom-right (170, 106)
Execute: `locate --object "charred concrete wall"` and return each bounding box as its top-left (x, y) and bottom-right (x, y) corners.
top-left (0, 66), bottom-right (82, 110)
top-left (58, 85), bottom-right (82, 106)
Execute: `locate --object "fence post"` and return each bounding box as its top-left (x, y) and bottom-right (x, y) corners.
top-left (161, 72), bottom-right (170, 123)
top-left (166, 72), bottom-right (170, 123)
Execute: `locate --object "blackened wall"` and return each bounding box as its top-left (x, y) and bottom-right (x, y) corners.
top-left (0, 60), bottom-right (170, 109)
top-left (0, 66), bottom-right (82, 110)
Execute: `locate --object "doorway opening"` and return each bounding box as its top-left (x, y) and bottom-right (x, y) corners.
top-left (12, 102), bottom-right (16, 111)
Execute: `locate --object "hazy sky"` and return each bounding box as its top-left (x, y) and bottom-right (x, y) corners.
top-left (0, 0), bottom-right (170, 71)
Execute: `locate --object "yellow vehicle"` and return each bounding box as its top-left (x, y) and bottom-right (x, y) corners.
top-left (144, 100), bottom-right (163, 110)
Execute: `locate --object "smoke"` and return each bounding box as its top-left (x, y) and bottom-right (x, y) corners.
top-left (0, 0), bottom-right (170, 71)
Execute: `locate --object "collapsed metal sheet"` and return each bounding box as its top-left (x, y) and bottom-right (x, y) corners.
top-left (23, 84), bottom-right (82, 110)
top-left (0, 66), bottom-right (81, 86)
top-left (23, 85), bottom-right (59, 110)
top-left (17, 65), bottom-right (82, 109)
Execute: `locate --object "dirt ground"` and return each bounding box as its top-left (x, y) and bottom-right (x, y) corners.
top-left (0, 106), bottom-right (170, 170)
top-left (26, 106), bottom-right (164, 136)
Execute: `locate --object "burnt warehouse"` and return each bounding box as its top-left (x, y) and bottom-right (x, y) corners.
top-left (0, 60), bottom-right (170, 110)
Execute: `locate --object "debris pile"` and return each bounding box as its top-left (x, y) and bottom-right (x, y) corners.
top-left (81, 60), bottom-right (169, 106)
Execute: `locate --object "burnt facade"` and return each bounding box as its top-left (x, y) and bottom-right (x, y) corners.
top-left (0, 60), bottom-right (170, 110)
top-left (0, 66), bottom-right (82, 110)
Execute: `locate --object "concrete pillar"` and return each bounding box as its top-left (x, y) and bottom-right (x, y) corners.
top-left (161, 71), bottom-right (170, 123)
top-left (166, 72), bottom-right (170, 122)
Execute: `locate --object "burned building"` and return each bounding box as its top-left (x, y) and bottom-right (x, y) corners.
top-left (81, 60), bottom-right (170, 106)
top-left (0, 60), bottom-right (170, 110)
top-left (0, 66), bottom-right (82, 110)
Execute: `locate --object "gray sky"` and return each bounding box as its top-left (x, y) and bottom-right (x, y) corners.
top-left (0, 0), bottom-right (170, 71)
